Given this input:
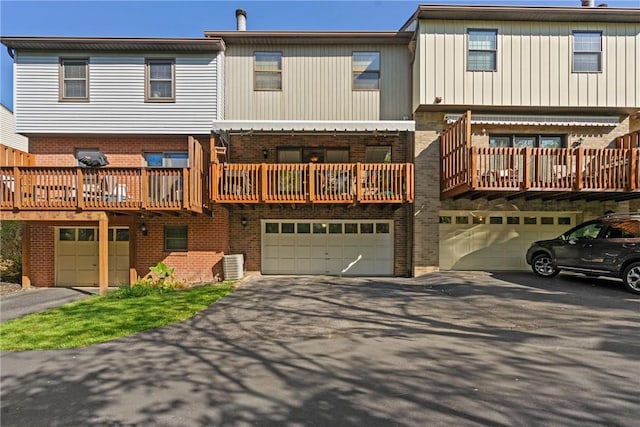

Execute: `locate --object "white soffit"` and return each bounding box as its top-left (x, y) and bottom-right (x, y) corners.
top-left (212, 120), bottom-right (415, 133)
top-left (445, 114), bottom-right (619, 127)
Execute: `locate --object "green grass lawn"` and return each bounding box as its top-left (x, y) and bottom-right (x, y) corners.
top-left (0, 283), bottom-right (234, 351)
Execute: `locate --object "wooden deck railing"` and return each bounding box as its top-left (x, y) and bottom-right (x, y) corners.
top-left (616, 130), bottom-right (640, 149)
top-left (0, 166), bottom-right (198, 211)
top-left (442, 146), bottom-right (639, 197)
top-left (0, 144), bottom-right (34, 167)
top-left (211, 163), bottom-right (414, 204)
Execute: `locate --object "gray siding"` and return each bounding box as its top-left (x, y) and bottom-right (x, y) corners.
top-left (225, 44), bottom-right (411, 121)
top-left (416, 20), bottom-right (640, 109)
top-left (14, 52), bottom-right (222, 134)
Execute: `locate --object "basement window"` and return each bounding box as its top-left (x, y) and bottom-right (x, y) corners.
top-left (164, 226), bottom-right (187, 251)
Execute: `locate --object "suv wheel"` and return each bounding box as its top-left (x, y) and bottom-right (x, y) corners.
top-left (622, 262), bottom-right (640, 295)
top-left (532, 253), bottom-right (559, 278)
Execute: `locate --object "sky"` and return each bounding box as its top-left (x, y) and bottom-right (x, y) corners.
top-left (1, 0), bottom-right (639, 110)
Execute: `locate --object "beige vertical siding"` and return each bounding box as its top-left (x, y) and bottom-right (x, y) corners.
top-left (417, 19), bottom-right (640, 108)
top-left (225, 44), bottom-right (411, 120)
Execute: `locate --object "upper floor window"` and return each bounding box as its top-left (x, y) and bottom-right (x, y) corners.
top-left (146, 59), bottom-right (175, 102)
top-left (352, 52), bottom-right (380, 91)
top-left (467, 30), bottom-right (497, 71)
top-left (490, 135), bottom-right (565, 148)
top-left (573, 32), bottom-right (602, 73)
top-left (144, 151), bottom-right (188, 167)
top-left (277, 148), bottom-right (349, 163)
top-left (365, 146), bottom-right (391, 163)
top-left (254, 52), bottom-right (282, 91)
top-left (60, 58), bottom-right (89, 101)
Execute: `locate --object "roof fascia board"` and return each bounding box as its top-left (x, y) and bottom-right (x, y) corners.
top-left (203, 31), bottom-right (411, 45)
top-left (416, 5), bottom-right (640, 23)
top-left (0, 37), bottom-right (225, 52)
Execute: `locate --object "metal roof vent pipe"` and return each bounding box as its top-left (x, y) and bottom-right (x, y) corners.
top-left (236, 9), bottom-right (247, 31)
top-left (581, 0), bottom-right (595, 6)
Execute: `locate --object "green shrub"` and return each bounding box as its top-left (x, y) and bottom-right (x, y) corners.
top-left (108, 262), bottom-right (188, 299)
top-left (0, 221), bottom-right (22, 282)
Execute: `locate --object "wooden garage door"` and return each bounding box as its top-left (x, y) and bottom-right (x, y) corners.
top-left (439, 211), bottom-right (578, 271)
top-left (56, 227), bottom-right (130, 286)
top-left (262, 220), bottom-right (393, 275)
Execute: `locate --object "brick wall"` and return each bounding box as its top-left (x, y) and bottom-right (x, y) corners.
top-left (229, 133), bottom-right (409, 163)
top-left (469, 117), bottom-right (631, 149)
top-left (134, 206), bottom-right (229, 283)
top-left (29, 135), bottom-right (210, 167)
top-left (226, 204), bottom-right (410, 276)
top-left (27, 224), bottom-right (55, 287)
top-left (413, 112), bottom-right (446, 275)
top-left (24, 207), bottom-right (229, 287)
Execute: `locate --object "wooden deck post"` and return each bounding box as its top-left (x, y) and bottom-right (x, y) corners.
top-left (356, 163), bottom-right (363, 202)
top-left (630, 148), bottom-right (638, 191)
top-left (98, 217), bottom-right (109, 296)
top-left (575, 148), bottom-right (584, 190)
top-left (470, 147), bottom-right (478, 189)
top-left (522, 147), bottom-right (531, 190)
top-left (261, 164), bottom-right (267, 202)
top-left (129, 216), bottom-right (137, 286)
top-left (308, 163), bottom-right (315, 202)
top-left (14, 166), bottom-right (21, 209)
top-left (21, 222), bottom-right (31, 290)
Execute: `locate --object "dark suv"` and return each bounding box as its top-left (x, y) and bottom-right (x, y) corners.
top-left (526, 213), bottom-right (640, 294)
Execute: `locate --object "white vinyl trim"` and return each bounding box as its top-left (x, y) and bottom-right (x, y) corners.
top-left (213, 120), bottom-right (415, 133)
top-left (445, 114), bottom-right (619, 127)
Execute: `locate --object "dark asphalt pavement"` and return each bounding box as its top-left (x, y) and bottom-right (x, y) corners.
top-left (1, 272), bottom-right (639, 426)
top-left (0, 287), bottom-right (96, 322)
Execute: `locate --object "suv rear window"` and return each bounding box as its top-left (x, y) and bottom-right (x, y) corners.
top-left (603, 222), bottom-right (640, 239)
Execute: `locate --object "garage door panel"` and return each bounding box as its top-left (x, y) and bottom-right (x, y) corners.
top-left (262, 220), bottom-right (393, 275)
top-left (439, 211), bottom-right (576, 271)
top-left (278, 246), bottom-right (297, 258)
top-left (56, 227), bottom-right (130, 287)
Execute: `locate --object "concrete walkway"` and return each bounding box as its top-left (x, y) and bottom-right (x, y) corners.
top-left (0, 287), bottom-right (97, 322)
top-left (1, 273), bottom-right (639, 426)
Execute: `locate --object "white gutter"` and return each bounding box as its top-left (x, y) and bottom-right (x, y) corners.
top-left (212, 120), bottom-right (415, 133)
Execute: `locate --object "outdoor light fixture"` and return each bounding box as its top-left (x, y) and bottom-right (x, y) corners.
top-left (262, 149), bottom-right (269, 159)
top-left (241, 217), bottom-right (248, 227)
top-left (140, 223), bottom-right (148, 236)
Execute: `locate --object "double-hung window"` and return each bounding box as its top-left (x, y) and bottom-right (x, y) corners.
top-left (254, 52), bottom-right (282, 91)
top-left (573, 32), bottom-right (602, 73)
top-left (146, 59), bottom-right (175, 102)
top-left (60, 58), bottom-right (89, 101)
top-left (352, 52), bottom-right (380, 91)
top-left (467, 30), bottom-right (497, 71)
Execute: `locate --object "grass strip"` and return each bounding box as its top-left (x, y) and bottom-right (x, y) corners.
top-left (0, 283), bottom-right (233, 351)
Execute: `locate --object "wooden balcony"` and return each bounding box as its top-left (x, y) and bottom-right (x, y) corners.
top-left (211, 163), bottom-right (414, 204)
top-left (441, 112), bottom-right (640, 201)
top-left (0, 166), bottom-right (203, 213)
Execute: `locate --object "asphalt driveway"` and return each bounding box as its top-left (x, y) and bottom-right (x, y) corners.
top-left (1, 272), bottom-right (639, 426)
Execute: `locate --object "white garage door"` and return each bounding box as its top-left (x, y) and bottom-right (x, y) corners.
top-left (262, 220), bottom-right (393, 275)
top-left (56, 227), bottom-right (130, 286)
top-left (439, 211), bottom-right (578, 271)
